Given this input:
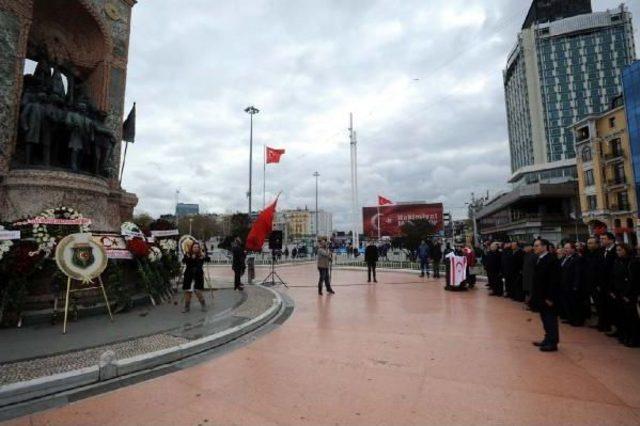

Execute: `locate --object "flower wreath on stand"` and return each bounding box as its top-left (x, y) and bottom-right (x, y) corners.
top-left (29, 207), bottom-right (91, 257)
top-left (0, 225), bottom-right (14, 263)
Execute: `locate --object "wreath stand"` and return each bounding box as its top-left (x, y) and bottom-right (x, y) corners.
top-left (63, 275), bottom-right (113, 334)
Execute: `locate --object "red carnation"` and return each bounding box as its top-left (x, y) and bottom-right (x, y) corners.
top-left (127, 238), bottom-right (151, 258)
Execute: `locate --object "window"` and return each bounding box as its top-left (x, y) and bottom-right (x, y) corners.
top-left (584, 169), bottom-right (595, 186)
top-left (618, 192), bottom-right (629, 210)
top-left (613, 163), bottom-right (625, 182)
top-left (581, 146), bottom-right (592, 162)
top-left (610, 139), bottom-right (622, 156)
top-left (587, 195), bottom-right (598, 211)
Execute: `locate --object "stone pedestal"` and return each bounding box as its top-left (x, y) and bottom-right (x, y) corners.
top-left (0, 0), bottom-right (138, 227)
top-left (0, 169), bottom-right (137, 231)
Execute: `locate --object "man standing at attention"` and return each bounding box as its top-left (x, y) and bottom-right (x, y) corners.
top-left (365, 239), bottom-right (379, 283)
top-left (417, 240), bottom-right (431, 278)
top-left (531, 238), bottom-right (561, 352)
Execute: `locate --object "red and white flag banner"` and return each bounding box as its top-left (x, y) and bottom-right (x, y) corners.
top-left (378, 195), bottom-right (393, 206)
top-left (448, 254), bottom-right (467, 287)
top-left (266, 147), bottom-right (286, 164)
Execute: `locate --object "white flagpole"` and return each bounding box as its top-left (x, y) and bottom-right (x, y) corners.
top-left (377, 203), bottom-right (381, 241)
top-left (263, 145), bottom-right (266, 209)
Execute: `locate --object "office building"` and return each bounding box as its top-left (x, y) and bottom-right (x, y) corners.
top-left (622, 61), bottom-right (640, 223)
top-left (175, 203), bottom-right (199, 218)
top-left (504, 2), bottom-right (635, 185)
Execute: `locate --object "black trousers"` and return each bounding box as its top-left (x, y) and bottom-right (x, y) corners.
top-left (233, 269), bottom-right (243, 288)
top-left (367, 262), bottom-right (377, 282)
top-left (318, 267), bottom-right (332, 292)
top-left (540, 307), bottom-right (559, 346)
top-left (488, 272), bottom-right (502, 295)
top-left (432, 260), bottom-right (440, 278)
top-left (594, 287), bottom-right (612, 330)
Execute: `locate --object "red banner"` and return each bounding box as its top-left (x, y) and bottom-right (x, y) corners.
top-left (362, 203), bottom-right (443, 237)
top-left (266, 147), bottom-right (285, 164)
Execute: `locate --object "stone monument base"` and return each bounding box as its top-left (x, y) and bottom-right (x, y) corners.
top-left (0, 169), bottom-right (137, 231)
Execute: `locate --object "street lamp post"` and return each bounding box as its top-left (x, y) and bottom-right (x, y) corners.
top-left (244, 106), bottom-right (260, 216)
top-left (313, 171), bottom-right (319, 240)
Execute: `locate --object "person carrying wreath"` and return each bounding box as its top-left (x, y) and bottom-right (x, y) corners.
top-left (182, 242), bottom-right (207, 313)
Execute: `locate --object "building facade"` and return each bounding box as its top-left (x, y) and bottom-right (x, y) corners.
top-left (175, 203), bottom-right (199, 218)
top-left (504, 3), bottom-right (635, 185)
top-left (272, 208), bottom-right (333, 243)
top-left (573, 99), bottom-right (638, 244)
top-left (622, 61), bottom-right (640, 220)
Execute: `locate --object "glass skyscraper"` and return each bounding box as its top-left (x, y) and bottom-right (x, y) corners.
top-left (622, 61), bottom-right (640, 214)
top-left (503, 3), bottom-right (635, 185)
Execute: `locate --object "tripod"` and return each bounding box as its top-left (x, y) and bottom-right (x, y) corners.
top-left (261, 251), bottom-right (288, 288)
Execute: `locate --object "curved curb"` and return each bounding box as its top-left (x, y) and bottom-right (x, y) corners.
top-left (0, 286), bottom-right (283, 412)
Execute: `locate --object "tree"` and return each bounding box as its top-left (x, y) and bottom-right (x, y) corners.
top-left (400, 219), bottom-right (437, 252)
top-left (177, 214), bottom-right (222, 241)
top-left (133, 212), bottom-right (154, 230)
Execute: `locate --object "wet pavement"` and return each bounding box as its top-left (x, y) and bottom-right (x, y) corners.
top-left (4, 264), bottom-right (640, 425)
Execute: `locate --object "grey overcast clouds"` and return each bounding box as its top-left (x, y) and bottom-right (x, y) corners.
top-left (122, 0), bottom-right (640, 229)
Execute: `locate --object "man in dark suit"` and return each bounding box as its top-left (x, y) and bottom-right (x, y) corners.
top-left (483, 242), bottom-right (502, 296)
top-left (559, 241), bottom-right (584, 326)
top-left (364, 240), bottom-right (379, 283)
top-left (583, 237), bottom-right (601, 326)
top-left (598, 232), bottom-right (617, 333)
top-left (531, 238), bottom-right (561, 352)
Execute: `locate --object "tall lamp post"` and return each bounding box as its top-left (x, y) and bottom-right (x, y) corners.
top-left (313, 171), bottom-right (319, 241)
top-left (245, 106), bottom-right (260, 216)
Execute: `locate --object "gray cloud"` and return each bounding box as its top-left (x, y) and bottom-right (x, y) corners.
top-left (121, 0), bottom-right (639, 229)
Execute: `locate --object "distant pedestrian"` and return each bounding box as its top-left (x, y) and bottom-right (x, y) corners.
top-left (182, 242), bottom-right (207, 313)
top-left (231, 237), bottom-right (246, 291)
top-left (284, 247), bottom-right (289, 259)
top-left (431, 240), bottom-right (442, 278)
top-left (317, 240), bottom-right (334, 295)
top-left (417, 240), bottom-right (430, 278)
top-left (365, 240), bottom-right (379, 283)
top-left (531, 238), bottom-right (561, 352)
top-left (292, 247), bottom-right (298, 259)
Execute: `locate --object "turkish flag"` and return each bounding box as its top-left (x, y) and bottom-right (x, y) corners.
top-left (266, 147), bottom-right (285, 164)
top-left (378, 195), bottom-right (393, 206)
top-left (245, 197), bottom-right (278, 252)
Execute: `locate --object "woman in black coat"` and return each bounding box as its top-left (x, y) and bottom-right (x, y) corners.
top-left (182, 242), bottom-right (207, 313)
top-left (231, 237), bottom-right (246, 291)
top-left (612, 244), bottom-right (640, 347)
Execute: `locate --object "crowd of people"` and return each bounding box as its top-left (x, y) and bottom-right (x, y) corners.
top-left (481, 233), bottom-right (640, 351)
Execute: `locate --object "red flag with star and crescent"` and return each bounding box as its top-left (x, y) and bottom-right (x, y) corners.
top-left (378, 195), bottom-right (393, 206)
top-left (266, 147), bottom-right (285, 164)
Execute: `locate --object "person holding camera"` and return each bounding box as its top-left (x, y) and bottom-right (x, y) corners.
top-left (317, 239), bottom-right (334, 295)
top-left (182, 242), bottom-right (207, 313)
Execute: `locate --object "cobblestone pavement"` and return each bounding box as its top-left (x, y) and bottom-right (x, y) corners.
top-left (5, 264), bottom-right (640, 425)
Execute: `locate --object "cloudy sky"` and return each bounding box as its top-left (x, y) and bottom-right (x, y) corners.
top-left (122, 0), bottom-right (639, 229)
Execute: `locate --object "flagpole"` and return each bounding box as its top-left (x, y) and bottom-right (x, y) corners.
top-left (377, 204), bottom-right (380, 241)
top-left (263, 145), bottom-right (266, 209)
top-left (119, 141), bottom-right (129, 184)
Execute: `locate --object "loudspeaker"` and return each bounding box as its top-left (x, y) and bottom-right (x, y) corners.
top-left (268, 231), bottom-right (283, 251)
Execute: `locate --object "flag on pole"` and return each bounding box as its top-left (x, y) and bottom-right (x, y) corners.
top-left (122, 103), bottom-right (136, 143)
top-left (245, 196), bottom-right (279, 251)
top-left (378, 195), bottom-right (393, 206)
top-left (266, 147), bottom-right (285, 164)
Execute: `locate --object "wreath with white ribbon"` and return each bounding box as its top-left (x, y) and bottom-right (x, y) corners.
top-left (158, 238), bottom-right (177, 253)
top-left (148, 246), bottom-right (163, 263)
top-left (0, 225), bottom-right (13, 262)
top-left (33, 207), bottom-right (91, 257)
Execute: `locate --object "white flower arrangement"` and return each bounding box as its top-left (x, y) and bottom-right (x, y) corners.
top-left (121, 221), bottom-right (143, 238)
top-left (0, 226), bottom-right (13, 261)
top-left (158, 239), bottom-right (177, 253)
top-left (148, 246), bottom-right (162, 262)
top-left (32, 207), bottom-right (90, 257)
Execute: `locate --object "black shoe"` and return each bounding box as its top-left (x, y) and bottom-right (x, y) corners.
top-left (367, 280), bottom-right (371, 282)
top-left (539, 345), bottom-right (558, 352)
top-left (373, 279), bottom-right (377, 283)
top-left (532, 341), bottom-right (545, 347)
top-left (318, 291), bottom-right (323, 295)
top-left (327, 289), bottom-right (335, 294)
top-left (606, 331), bottom-right (620, 338)
top-left (419, 274), bottom-right (424, 277)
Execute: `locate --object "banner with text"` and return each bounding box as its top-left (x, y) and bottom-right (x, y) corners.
top-left (362, 203), bottom-right (444, 238)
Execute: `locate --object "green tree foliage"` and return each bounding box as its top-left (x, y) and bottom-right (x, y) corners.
top-left (176, 214), bottom-right (222, 240)
top-left (400, 219), bottom-right (437, 252)
top-left (133, 213), bottom-right (154, 230)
